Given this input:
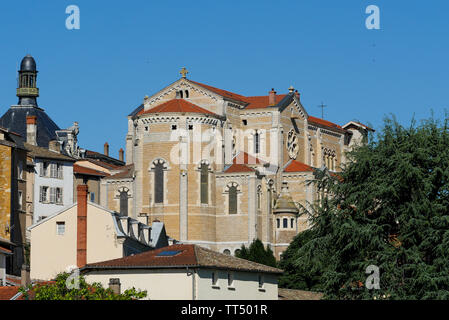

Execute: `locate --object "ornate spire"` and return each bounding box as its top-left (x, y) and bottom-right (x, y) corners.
top-left (273, 182), bottom-right (299, 214)
top-left (17, 54), bottom-right (39, 106)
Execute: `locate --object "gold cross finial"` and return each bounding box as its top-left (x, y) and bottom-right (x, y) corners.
top-left (180, 67), bottom-right (188, 78)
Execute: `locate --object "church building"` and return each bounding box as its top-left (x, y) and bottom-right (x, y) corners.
top-left (101, 68), bottom-right (372, 259)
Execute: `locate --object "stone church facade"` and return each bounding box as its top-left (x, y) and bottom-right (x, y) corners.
top-left (100, 69), bottom-right (371, 259)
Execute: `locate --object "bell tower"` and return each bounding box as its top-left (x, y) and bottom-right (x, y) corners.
top-left (17, 54), bottom-right (39, 106)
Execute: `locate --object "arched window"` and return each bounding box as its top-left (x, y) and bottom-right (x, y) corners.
top-left (185, 90), bottom-right (189, 98)
top-left (179, 90), bottom-right (184, 98)
top-left (200, 162), bottom-right (209, 204)
top-left (276, 218), bottom-right (280, 228)
top-left (223, 249), bottom-right (231, 255)
top-left (283, 218), bottom-right (288, 228)
top-left (152, 159), bottom-right (167, 204)
top-left (226, 182), bottom-right (239, 215)
top-left (257, 185), bottom-right (262, 210)
top-left (119, 190), bottom-right (128, 216)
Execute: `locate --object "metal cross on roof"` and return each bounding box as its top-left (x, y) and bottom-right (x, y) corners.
top-left (180, 67), bottom-right (188, 78)
top-left (318, 102), bottom-right (327, 119)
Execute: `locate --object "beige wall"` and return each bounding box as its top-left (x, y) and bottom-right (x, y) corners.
top-left (30, 203), bottom-right (126, 280)
top-left (83, 267), bottom-right (278, 300)
top-left (84, 269), bottom-right (193, 300)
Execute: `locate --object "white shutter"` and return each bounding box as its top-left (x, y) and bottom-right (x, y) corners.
top-left (39, 186), bottom-right (43, 202)
top-left (39, 163), bottom-right (44, 177)
top-left (58, 164), bottom-right (63, 179)
top-left (50, 188), bottom-right (56, 203)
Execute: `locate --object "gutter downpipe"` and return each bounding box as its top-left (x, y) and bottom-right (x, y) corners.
top-left (187, 267), bottom-right (196, 300)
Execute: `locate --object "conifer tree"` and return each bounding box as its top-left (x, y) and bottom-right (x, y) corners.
top-left (279, 115), bottom-right (449, 299)
top-left (236, 239), bottom-right (277, 268)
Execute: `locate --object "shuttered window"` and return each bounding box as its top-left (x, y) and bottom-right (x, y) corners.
top-left (56, 188), bottom-right (63, 204)
top-left (200, 164), bottom-right (208, 204)
top-left (50, 163), bottom-right (57, 178)
top-left (154, 163), bottom-right (164, 204)
top-left (228, 186), bottom-right (237, 215)
top-left (40, 186), bottom-right (48, 203)
top-left (49, 187), bottom-right (56, 203)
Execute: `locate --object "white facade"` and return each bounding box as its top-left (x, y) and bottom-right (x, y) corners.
top-left (33, 158), bottom-right (74, 223)
top-left (83, 268), bottom-right (279, 300)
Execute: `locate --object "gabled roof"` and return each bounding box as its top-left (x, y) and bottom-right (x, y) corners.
top-left (138, 99), bottom-right (217, 116)
top-left (342, 121), bottom-right (375, 132)
top-left (104, 164), bottom-right (134, 180)
top-left (24, 143), bottom-right (76, 162)
top-left (243, 94), bottom-right (288, 109)
top-left (0, 286), bottom-right (24, 300)
top-left (73, 164), bottom-right (109, 177)
top-left (223, 163), bottom-right (255, 173)
top-left (81, 244), bottom-right (283, 274)
top-left (308, 116), bottom-right (345, 133)
top-left (189, 80), bottom-right (248, 103)
top-left (283, 160), bottom-right (315, 173)
top-left (233, 151), bottom-right (263, 165)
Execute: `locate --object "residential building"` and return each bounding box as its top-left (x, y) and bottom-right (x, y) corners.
top-left (28, 185), bottom-right (168, 281)
top-left (0, 127), bottom-right (28, 275)
top-left (81, 243), bottom-right (282, 300)
top-left (0, 238), bottom-right (13, 286)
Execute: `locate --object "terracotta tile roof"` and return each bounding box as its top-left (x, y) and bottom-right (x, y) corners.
top-left (189, 80), bottom-right (247, 102)
top-left (82, 244), bottom-right (283, 274)
top-left (0, 286), bottom-right (24, 300)
top-left (284, 160), bottom-right (314, 173)
top-left (308, 116), bottom-right (344, 132)
top-left (243, 95), bottom-right (288, 109)
top-left (104, 164), bottom-right (135, 180)
top-left (5, 275), bottom-right (21, 286)
top-left (0, 245), bottom-right (12, 254)
top-left (139, 99), bottom-right (217, 116)
top-left (233, 151), bottom-right (263, 165)
top-left (73, 164), bottom-right (109, 177)
top-left (224, 163), bottom-right (255, 173)
top-left (278, 288), bottom-right (323, 300)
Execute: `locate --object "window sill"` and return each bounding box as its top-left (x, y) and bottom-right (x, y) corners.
top-left (258, 288), bottom-right (266, 292)
top-left (211, 285), bottom-right (220, 290)
top-left (227, 287), bottom-right (235, 291)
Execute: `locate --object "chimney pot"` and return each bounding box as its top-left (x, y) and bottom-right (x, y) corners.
top-left (77, 184), bottom-right (88, 268)
top-left (269, 88), bottom-right (276, 106)
top-left (104, 142), bottom-right (109, 156)
top-left (119, 148), bottom-right (124, 162)
top-left (295, 90), bottom-right (300, 100)
top-left (109, 278), bottom-right (121, 295)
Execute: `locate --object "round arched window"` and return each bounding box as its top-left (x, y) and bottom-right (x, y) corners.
top-left (223, 249), bottom-right (231, 255)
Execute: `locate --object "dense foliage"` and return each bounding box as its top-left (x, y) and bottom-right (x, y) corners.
top-left (235, 239), bottom-right (277, 268)
top-left (279, 116), bottom-right (449, 299)
top-left (20, 272), bottom-right (147, 300)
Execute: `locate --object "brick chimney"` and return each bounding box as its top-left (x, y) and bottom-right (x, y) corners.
top-left (26, 115), bottom-right (37, 145)
top-left (109, 278), bottom-right (121, 294)
top-left (77, 185), bottom-right (88, 268)
top-left (104, 142), bottom-right (109, 156)
top-left (119, 148), bottom-right (124, 162)
top-left (269, 88), bottom-right (276, 106)
top-left (295, 90), bottom-right (300, 101)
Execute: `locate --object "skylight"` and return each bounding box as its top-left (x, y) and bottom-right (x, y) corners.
top-left (156, 250), bottom-right (182, 257)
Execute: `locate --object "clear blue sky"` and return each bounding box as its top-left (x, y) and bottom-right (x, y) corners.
top-left (0, 1), bottom-right (448, 158)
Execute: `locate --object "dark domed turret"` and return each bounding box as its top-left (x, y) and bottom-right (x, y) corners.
top-left (20, 54), bottom-right (37, 72)
top-left (17, 54), bottom-right (39, 106)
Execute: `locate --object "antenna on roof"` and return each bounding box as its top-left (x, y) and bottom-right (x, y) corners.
top-left (318, 102), bottom-right (327, 119)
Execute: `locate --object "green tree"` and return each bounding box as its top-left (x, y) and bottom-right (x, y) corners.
top-left (279, 115), bottom-right (449, 299)
top-left (235, 239), bottom-right (277, 268)
top-left (20, 272), bottom-right (147, 300)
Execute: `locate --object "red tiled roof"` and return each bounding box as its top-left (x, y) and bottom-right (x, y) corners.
top-left (104, 164), bottom-right (135, 180)
top-left (139, 99), bottom-right (217, 116)
top-left (0, 286), bottom-right (23, 300)
top-left (284, 160), bottom-right (314, 173)
top-left (233, 152), bottom-right (263, 165)
top-left (0, 246), bottom-right (11, 254)
top-left (243, 95), bottom-right (287, 109)
top-left (224, 163), bottom-right (255, 173)
top-left (74, 164), bottom-right (109, 177)
top-left (83, 244), bottom-right (282, 274)
top-left (84, 159), bottom-right (123, 171)
top-left (189, 80), bottom-right (247, 102)
top-left (308, 116), bottom-right (344, 131)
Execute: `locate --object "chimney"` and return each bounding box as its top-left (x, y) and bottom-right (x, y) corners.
top-left (26, 115), bottom-right (37, 145)
top-left (77, 184), bottom-right (88, 268)
top-left (104, 142), bottom-right (109, 156)
top-left (119, 148), bottom-right (124, 162)
top-left (109, 278), bottom-right (121, 295)
top-left (21, 264), bottom-right (30, 287)
top-left (48, 140), bottom-right (60, 153)
top-left (269, 88), bottom-right (276, 106)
